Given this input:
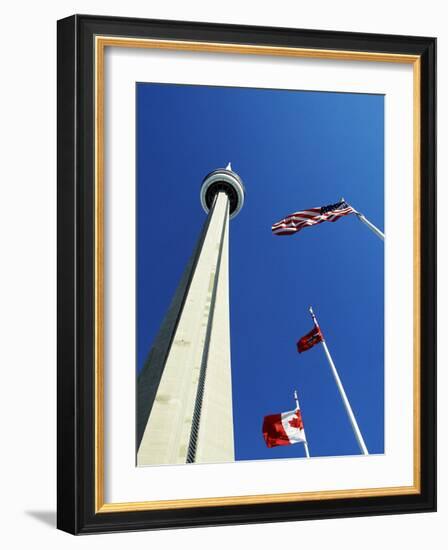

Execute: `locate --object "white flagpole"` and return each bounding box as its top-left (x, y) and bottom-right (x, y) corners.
top-left (309, 307), bottom-right (369, 456)
top-left (340, 197), bottom-right (384, 241)
top-left (355, 212), bottom-right (385, 241)
top-left (294, 389), bottom-right (310, 458)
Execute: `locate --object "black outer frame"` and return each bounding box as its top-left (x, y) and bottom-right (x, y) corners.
top-left (57, 14), bottom-right (436, 535)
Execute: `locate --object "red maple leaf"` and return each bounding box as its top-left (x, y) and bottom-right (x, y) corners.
top-left (288, 411), bottom-right (304, 430)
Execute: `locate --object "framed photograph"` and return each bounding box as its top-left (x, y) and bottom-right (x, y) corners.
top-left (57, 14), bottom-right (436, 534)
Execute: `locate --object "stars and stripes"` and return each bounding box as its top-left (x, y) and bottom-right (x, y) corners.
top-left (272, 200), bottom-right (357, 236)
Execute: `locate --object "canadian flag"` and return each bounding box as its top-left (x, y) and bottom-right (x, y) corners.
top-left (262, 409), bottom-right (307, 448)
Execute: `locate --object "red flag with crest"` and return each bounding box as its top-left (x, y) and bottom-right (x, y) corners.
top-left (297, 326), bottom-right (323, 353)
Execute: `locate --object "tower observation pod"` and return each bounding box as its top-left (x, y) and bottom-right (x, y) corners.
top-left (137, 164), bottom-right (245, 465)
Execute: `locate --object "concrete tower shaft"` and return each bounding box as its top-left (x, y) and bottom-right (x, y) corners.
top-left (137, 166), bottom-right (244, 466)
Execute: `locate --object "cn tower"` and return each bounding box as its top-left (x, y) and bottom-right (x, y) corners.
top-left (137, 164), bottom-right (245, 465)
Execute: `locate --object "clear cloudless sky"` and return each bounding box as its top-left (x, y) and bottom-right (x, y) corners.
top-left (137, 82), bottom-right (384, 461)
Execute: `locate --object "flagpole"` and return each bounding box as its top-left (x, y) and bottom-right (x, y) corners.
top-left (294, 389), bottom-right (310, 458)
top-left (309, 307), bottom-right (369, 456)
top-left (355, 212), bottom-right (385, 241)
top-left (340, 197), bottom-right (385, 241)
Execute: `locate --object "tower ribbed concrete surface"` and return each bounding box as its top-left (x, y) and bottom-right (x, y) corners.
top-left (137, 165), bottom-right (244, 466)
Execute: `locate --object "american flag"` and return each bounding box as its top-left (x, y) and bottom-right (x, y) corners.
top-left (272, 200), bottom-right (357, 236)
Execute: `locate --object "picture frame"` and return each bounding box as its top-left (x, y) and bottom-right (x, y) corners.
top-left (57, 14), bottom-right (436, 534)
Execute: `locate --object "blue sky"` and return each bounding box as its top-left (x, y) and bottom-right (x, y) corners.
top-left (137, 83), bottom-right (384, 460)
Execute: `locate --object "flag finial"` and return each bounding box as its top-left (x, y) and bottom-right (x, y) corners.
top-left (308, 306), bottom-right (320, 330)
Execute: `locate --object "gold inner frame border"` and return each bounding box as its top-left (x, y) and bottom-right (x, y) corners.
top-left (94, 35), bottom-right (421, 513)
